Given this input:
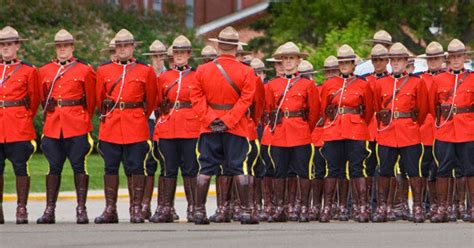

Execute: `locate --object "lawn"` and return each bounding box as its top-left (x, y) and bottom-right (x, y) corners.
top-left (2, 153), bottom-right (184, 194)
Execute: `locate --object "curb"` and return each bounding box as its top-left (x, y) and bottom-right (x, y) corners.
top-left (3, 190), bottom-right (217, 202)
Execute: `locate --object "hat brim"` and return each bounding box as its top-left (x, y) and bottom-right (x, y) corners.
top-left (447, 50), bottom-right (474, 55)
top-left (299, 70), bottom-right (319, 75)
top-left (113, 41), bottom-right (143, 46)
top-left (364, 39), bottom-right (393, 45)
top-left (369, 55), bottom-right (390, 60)
top-left (100, 47), bottom-right (116, 52)
top-left (417, 52), bottom-right (447, 59)
top-left (194, 55), bottom-right (217, 60)
top-left (320, 66), bottom-right (339, 71)
top-left (0, 38), bottom-right (28, 43)
top-left (266, 58), bottom-right (282, 62)
top-left (208, 38), bottom-right (247, 46)
top-left (274, 52), bottom-right (309, 59)
top-left (45, 40), bottom-right (82, 46)
top-left (337, 58), bottom-right (356, 62)
top-left (388, 54), bottom-right (416, 59)
top-left (142, 51), bottom-right (168, 56)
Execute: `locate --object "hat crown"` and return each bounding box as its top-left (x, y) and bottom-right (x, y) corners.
top-left (0, 26), bottom-right (20, 40)
top-left (201, 45), bottom-right (217, 56)
top-left (172, 35), bottom-right (191, 49)
top-left (272, 45), bottom-right (284, 58)
top-left (447, 39), bottom-right (465, 53)
top-left (279, 42), bottom-right (301, 54)
top-left (373, 30), bottom-right (392, 42)
top-left (324, 55), bottom-right (338, 67)
top-left (167, 46), bottom-right (173, 56)
top-left (298, 60), bottom-right (314, 72)
top-left (425, 41), bottom-right (444, 54)
top-left (250, 58), bottom-right (265, 69)
top-left (389, 42), bottom-right (409, 56)
top-left (114, 29), bottom-right (134, 43)
top-left (371, 44), bottom-right (388, 56)
top-left (54, 29), bottom-right (74, 42)
top-left (337, 44), bottom-right (356, 58)
top-left (218, 26), bottom-right (240, 41)
top-left (149, 39), bottom-right (166, 52)
top-left (108, 38), bottom-right (116, 48)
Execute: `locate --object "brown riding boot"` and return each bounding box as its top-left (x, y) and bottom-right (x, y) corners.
top-left (287, 177), bottom-right (299, 221)
top-left (338, 179), bottom-right (349, 221)
top-left (373, 176), bottom-right (391, 222)
top-left (431, 177), bottom-right (449, 223)
top-left (353, 177), bottom-right (369, 223)
top-left (149, 177), bottom-right (175, 223)
top-left (231, 181), bottom-right (242, 221)
top-left (183, 176), bottom-right (197, 222)
top-left (466, 176), bottom-right (474, 223)
top-left (447, 177), bottom-right (457, 222)
top-left (209, 175), bottom-right (222, 222)
top-left (410, 177), bottom-right (425, 223)
top-left (455, 177), bottom-right (468, 221)
top-left (127, 176), bottom-right (133, 215)
top-left (210, 176), bottom-right (232, 223)
top-left (236, 175), bottom-right (259, 224)
top-left (310, 178), bottom-right (323, 221)
top-left (149, 176), bottom-right (165, 222)
top-left (254, 177), bottom-right (263, 219)
top-left (261, 176), bottom-right (274, 222)
top-left (320, 178), bottom-right (337, 223)
top-left (194, 174), bottom-right (211, 225)
top-left (386, 177), bottom-right (397, 221)
top-left (427, 180), bottom-right (438, 219)
top-left (94, 175), bottom-right (119, 224)
top-left (37, 175), bottom-right (61, 224)
top-left (0, 176), bottom-right (4, 224)
top-left (130, 175), bottom-right (146, 223)
top-left (16, 176), bottom-right (30, 224)
top-left (393, 176), bottom-right (411, 220)
top-left (272, 178), bottom-right (287, 222)
top-left (298, 178), bottom-right (311, 222)
top-left (74, 174), bottom-right (89, 224)
top-left (351, 179), bottom-right (360, 221)
top-left (366, 176), bottom-right (374, 215)
top-left (141, 176), bottom-right (155, 220)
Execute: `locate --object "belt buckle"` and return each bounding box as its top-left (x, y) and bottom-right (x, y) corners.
top-left (452, 105), bottom-right (457, 114)
top-left (119, 102), bottom-right (125, 110)
top-left (57, 99), bottom-right (63, 107)
top-left (175, 101), bottom-right (180, 110)
top-left (393, 111), bottom-right (400, 119)
top-left (337, 107), bottom-right (344, 115)
top-left (284, 110), bottom-right (290, 118)
top-left (0, 100), bottom-right (4, 108)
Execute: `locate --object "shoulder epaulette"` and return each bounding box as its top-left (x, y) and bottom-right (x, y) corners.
top-left (356, 75), bottom-right (367, 81)
top-left (360, 72), bottom-right (372, 78)
top-left (409, 73), bottom-right (420, 78)
top-left (20, 61), bottom-right (34, 67)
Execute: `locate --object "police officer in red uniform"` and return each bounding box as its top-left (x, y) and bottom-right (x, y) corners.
top-left (417, 41), bottom-right (446, 219)
top-left (148, 35), bottom-right (199, 223)
top-left (429, 39), bottom-right (474, 223)
top-left (319, 44), bottom-right (374, 223)
top-left (372, 43), bottom-right (429, 223)
top-left (37, 29), bottom-right (95, 224)
top-left (94, 29), bottom-right (156, 224)
top-left (190, 26), bottom-right (258, 225)
top-left (0, 26), bottom-right (39, 224)
top-left (265, 42), bottom-right (320, 222)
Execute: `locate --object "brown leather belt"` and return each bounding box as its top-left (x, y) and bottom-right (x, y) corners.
top-left (167, 101), bottom-right (192, 109)
top-left (391, 111), bottom-right (414, 119)
top-left (118, 101), bottom-right (144, 110)
top-left (43, 98), bottom-right (85, 107)
top-left (440, 104), bottom-right (474, 115)
top-left (336, 106), bottom-right (361, 115)
top-left (0, 99), bottom-right (28, 108)
top-left (209, 102), bottom-right (234, 110)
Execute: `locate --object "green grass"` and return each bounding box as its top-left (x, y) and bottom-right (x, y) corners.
top-left (2, 153), bottom-right (183, 194)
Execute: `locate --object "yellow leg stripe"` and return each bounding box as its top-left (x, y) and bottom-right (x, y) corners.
top-left (432, 140), bottom-right (440, 167)
top-left (142, 140), bottom-right (152, 176)
top-left (150, 141), bottom-right (161, 168)
top-left (250, 140), bottom-right (261, 177)
top-left (268, 145), bottom-right (276, 171)
top-left (26, 140), bottom-right (37, 176)
top-left (395, 154), bottom-right (401, 177)
top-left (157, 142), bottom-right (167, 176)
top-left (345, 161), bottom-right (350, 180)
top-left (195, 137), bottom-right (202, 174)
top-left (242, 138), bottom-right (252, 176)
top-left (362, 141), bottom-right (372, 178)
top-left (83, 133), bottom-right (94, 175)
top-left (320, 147), bottom-right (329, 178)
top-left (375, 143), bottom-right (380, 169)
top-left (418, 144), bottom-right (424, 178)
top-left (308, 144), bottom-right (315, 180)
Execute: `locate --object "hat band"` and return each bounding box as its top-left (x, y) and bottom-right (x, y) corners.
top-left (173, 45), bottom-right (192, 50)
top-left (218, 37), bottom-right (239, 43)
top-left (372, 39), bottom-right (392, 44)
top-left (0, 37), bottom-right (20, 42)
top-left (389, 53), bottom-right (409, 57)
top-left (324, 66), bottom-right (339, 69)
top-left (54, 39), bottom-right (75, 44)
top-left (426, 51), bottom-right (445, 56)
top-left (448, 49), bottom-right (466, 54)
top-left (337, 55), bottom-right (356, 59)
top-left (371, 54), bottom-right (389, 58)
top-left (115, 39), bottom-right (135, 44)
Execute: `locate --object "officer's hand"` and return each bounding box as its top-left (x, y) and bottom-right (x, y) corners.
top-left (209, 119), bottom-right (228, 133)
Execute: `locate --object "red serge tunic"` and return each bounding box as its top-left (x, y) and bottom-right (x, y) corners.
top-left (373, 73), bottom-right (429, 148)
top-left (0, 60), bottom-right (39, 142)
top-left (39, 58), bottom-right (96, 139)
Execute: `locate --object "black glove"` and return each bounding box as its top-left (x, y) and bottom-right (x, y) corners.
top-left (209, 119), bottom-right (228, 133)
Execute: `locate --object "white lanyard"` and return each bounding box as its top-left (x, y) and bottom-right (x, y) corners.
top-left (435, 74), bottom-right (459, 128)
top-left (157, 69), bottom-right (188, 124)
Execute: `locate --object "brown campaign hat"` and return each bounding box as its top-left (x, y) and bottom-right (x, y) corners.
top-left (321, 55), bottom-right (339, 70)
top-left (337, 44), bottom-right (357, 62)
top-left (250, 58), bottom-right (270, 72)
top-left (195, 45), bottom-right (217, 60)
top-left (142, 39), bottom-right (167, 56)
top-left (171, 35), bottom-right (195, 51)
top-left (298, 60), bottom-right (318, 75)
top-left (388, 42), bottom-right (414, 58)
top-left (237, 44), bottom-right (251, 55)
top-left (113, 29), bottom-right (142, 45)
top-left (46, 29), bottom-right (79, 45)
top-left (166, 46), bottom-right (173, 60)
top-left (266, 45), bottom-right (284, 62)
top-left (209, 26), bottom-right (247, 46)
top-left (0, 26), bottom-right (28, 43)
top-left (365, 30), bottom-right (393, 45)
top-left (100, 38), bottom-right (116, 52)
top-left (370, 44), bottom-right (389, 59)
top-left (447, 39), bottom-right (473, 55)
top-left (273, 42), bottom-right (308, 59)
top-left (418, 41), bottom-right (446, 59)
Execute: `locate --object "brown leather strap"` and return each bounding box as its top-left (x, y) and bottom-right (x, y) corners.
top-left (444, 72), bottom-right (469, 101)
top-left (209, 102), bottom-right (233, 110)
top-left (0, 99), bottom-right (28, 108)
top-left (383, 76), bottom-right (410, 108)
top-left (117, 101), bottom-right (144, 110)
top-left (107, 63), bottom-right (137, 96)
top-left (163, 70), bottom-right (192, 97)
top-left (213, 60), bottom-right (241, 96)
top-left (336, 106), bottom-right (361, 115)
top-left (440, 104), bottom-right (474, 114)
top-left (167, 101), bottom-right (192, 109)
top-left (271, 109), bottom-right (306, 119)
top-left (391, 111), bottom-right (414, 119)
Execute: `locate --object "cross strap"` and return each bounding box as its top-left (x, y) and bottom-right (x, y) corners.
top-left (213, 59), bottom-right (241, 96)
top-left (106, 63), bottom-right (137, 96)
top-left (0, 63), bottom-right (22, 85)
top-left (328, 76), bottom-right (358, 104)
top-left (383, 75), bottom-right (410, 108)
top-left (443, 71), bottom-right (469, 101)
top-left (163, 69), bottom-right (192, 97)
